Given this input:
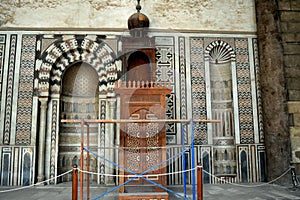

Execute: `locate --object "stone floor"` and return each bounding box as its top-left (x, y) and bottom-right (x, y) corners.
top-left (0, 183), bottom-right (300, 200)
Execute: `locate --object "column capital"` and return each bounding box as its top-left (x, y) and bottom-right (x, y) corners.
top-left (39, 97), bottom-right (48, 108)
top-left (108, 98), bottom-right (117, 108)
top-left (39, 97), bottom-right (48, 103)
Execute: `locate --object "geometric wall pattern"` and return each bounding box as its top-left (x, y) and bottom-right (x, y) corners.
top-left (156, 45), bottom-right (174, 84)
top-left (0, 35), bottom-right (5, 115)
top-left (50, 100), bottom-right (58, 183)
top-left (15, 35), bottom-right (36, 145)
top-left (190, 37), bottom-right (208, 145)
top-left (99, 100), bottom-right (106, 184)
top-left (165, 93), bottom-right (176, 144)
top-left (3, 35), bottom-right (17, 145)
top-left (155, 43), bottom-right (176, 142)
top-left (253, 38), bottom-right (265, 143)
top-left (234, 38), bottom-right (255, 144)
top-left (179, 37), bottom-right (188, 143)
top-left (38, 36), bottom-right (119, 97)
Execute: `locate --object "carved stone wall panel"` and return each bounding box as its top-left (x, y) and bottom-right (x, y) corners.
top-left (3, 35), bottom-right (17, 145)
top-left (165, 93), bottom-right (175, 138)
top-left (156, 43), bottom-right (176, 139)
top-left (156, 45), bottom-right (174, 85)
top-left (99, 100), bottom-right (106, 184)
top-left (190, 37), bottom-right (207, 144)
top-left (0, 35), bottom-right (5, 115)
top-left (235, 39), bottom-right (255, 144)
top-left (179, 37), bottom-right (187, 142)
top-left (15, 35), bottom-right (36, 145)
top-left (50, 100), bottom-right (58, 183)
top-left (253, 39), bottom-right (264, 143)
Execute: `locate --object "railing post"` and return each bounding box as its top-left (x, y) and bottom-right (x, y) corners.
top-left (80, 120), bottom-right (84, 200)
top-left (72, 164), bottom-right (78, 200)
top-left (197, 163), bottom-right (203, 200)
top-left (191, 119), bottom-right (196, 200)
top-left (86, 124), bottom-right (90, 200)
top-left (291, 166), bottom-right (299, 188)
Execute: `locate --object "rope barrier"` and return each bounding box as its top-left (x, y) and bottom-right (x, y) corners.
top-left (83, 147), bottom-right (189, 199)
top-left (77, 165), bottom-right (291, 188)
top-left (202, 167), bottom-right (292, 188)
top-left (0, 169), bottom-right (73, 193)
top-left (0, 166), bottom-right (293, 194)
top-left (77, 166), bottom-right (202, 178)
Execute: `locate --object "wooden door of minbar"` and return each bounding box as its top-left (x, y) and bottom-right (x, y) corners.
top-left (116, 85), bottom-right (171, 191)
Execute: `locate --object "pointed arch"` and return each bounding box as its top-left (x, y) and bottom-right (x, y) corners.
top-left (38, 36), bottom-right (120, 97)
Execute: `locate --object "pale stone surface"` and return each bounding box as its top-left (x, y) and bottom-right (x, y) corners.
top-left (0, 0), bottom-right (256, 32)
top-left (290, 119), bottom-right (300, 167)
top-left (289, 102), bottom-right (300, 163)
top-left (288, 101), bottom-right (300, 113)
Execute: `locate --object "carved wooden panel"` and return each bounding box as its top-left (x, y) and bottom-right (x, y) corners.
top-left (116, 81), bottom-right (171, 191)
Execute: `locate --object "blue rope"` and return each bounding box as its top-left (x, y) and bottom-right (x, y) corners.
top-left (84, 147), bottom-right (137, 175)
top-left (190, 119), bottom-right (196, 200)
top-left (181, 122), bottom-right (187, 198)
top-left (92, 176), bottom-right (139, 200)
top-left (84, 146), bottom-right (189, 178)
top-left (138, 176), bottom-right (189, 200)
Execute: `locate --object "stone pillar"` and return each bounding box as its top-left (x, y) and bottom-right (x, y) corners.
top-left (255, 0), bottom-right (291, 184)
top-left (37, 98), bottom-right (48, 182)
top-left (278, 0), bottom-right (300, 174)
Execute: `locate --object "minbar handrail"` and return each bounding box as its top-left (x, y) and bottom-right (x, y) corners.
top-left (115, 80), bottom-right (172, 89)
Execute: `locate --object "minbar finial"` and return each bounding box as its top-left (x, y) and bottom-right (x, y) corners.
top-left (136, 0), bottom-right (141, 12)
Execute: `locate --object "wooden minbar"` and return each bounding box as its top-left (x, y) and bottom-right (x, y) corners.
top-left (115, 80), bottom-right (171, 200)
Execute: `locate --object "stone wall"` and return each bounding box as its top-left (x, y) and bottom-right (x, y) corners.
top-left (255, 0), bottom-right (290, 184)
top-left (0, 0), bottom-right (256, 32)
top-left (278, 0), bottom-right (300, 173)
top-left (0, 0), bottom-right (297, 185)
top-left (256, 0), bottom-right (300, 183)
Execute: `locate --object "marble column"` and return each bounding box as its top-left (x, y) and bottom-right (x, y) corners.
top-left (105, 98), bottom-right (116, 184)
top-left (37, 98), bottom-right (48, 182)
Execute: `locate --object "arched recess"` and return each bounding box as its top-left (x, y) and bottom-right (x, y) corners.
top-left (204, 40), bottom-right (237, 179)
top-left (240, 150), bottom-right (249, 182)
top-left (202, 151), bottom-right (210, 184)
top-left (126, 51), bottom-right (152, 82)
top-left (58, 62), bottom-right (99, 182)
top-left (36, 36), bottom-right (119, 184)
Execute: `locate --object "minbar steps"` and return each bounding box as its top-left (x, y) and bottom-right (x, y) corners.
top-left (118, 186), bottom-right (168, 200)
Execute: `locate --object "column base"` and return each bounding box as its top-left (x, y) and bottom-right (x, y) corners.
top-left (37, 175), bottom-right (45, 183)
top-left (105, 176), bottom-right (115, 185)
